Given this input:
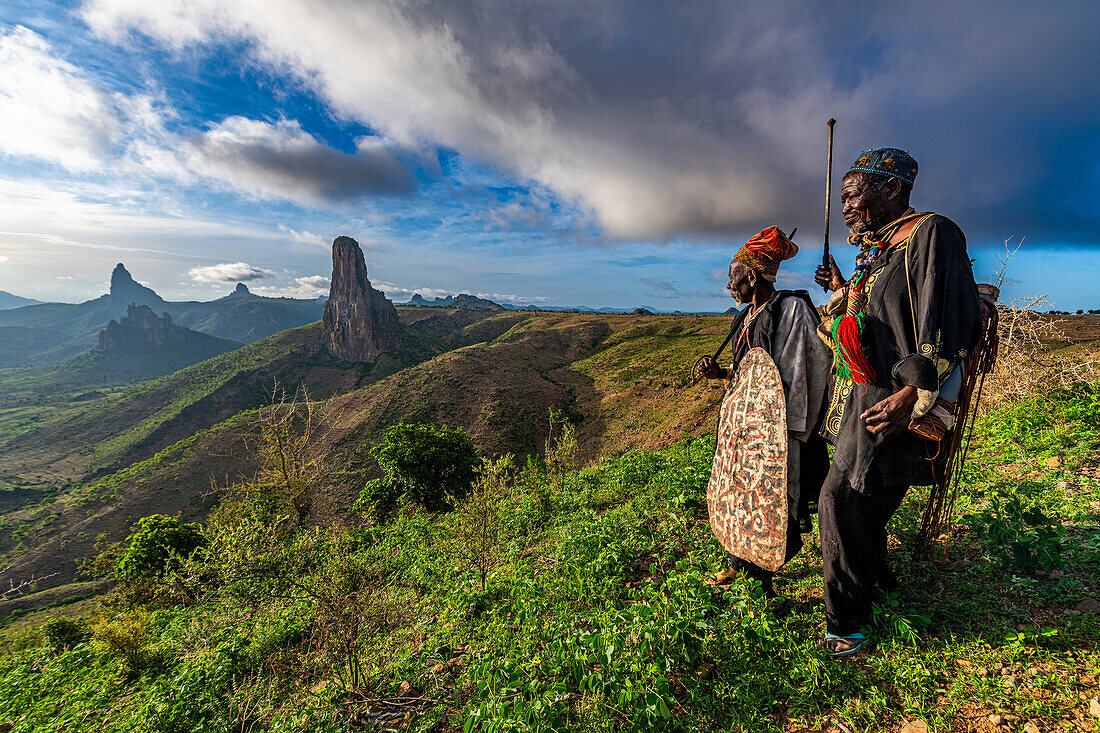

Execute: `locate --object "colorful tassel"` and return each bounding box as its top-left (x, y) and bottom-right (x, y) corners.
top-left (832, 313), bottom-right (875, 384)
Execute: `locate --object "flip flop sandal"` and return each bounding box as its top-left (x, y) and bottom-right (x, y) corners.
top-left (820, 632), bottom-right (870, 658)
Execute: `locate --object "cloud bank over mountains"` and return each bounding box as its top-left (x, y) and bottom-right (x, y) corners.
top-left (0, 1), bottom-right (1098, 309)
top-left (77, 0), bottom-right (1100, 242)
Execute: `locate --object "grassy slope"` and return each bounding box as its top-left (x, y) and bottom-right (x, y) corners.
top-left (0, 309), bottom-right (518, 587)
top-left (0, 323), bottom-right (328, 484)
top-left (0, 331), bottom-right (242, 411)
top-left (1, 387), bottom-right (1098, 732)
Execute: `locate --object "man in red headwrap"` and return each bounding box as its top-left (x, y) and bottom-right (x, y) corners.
top-left (696, 226), bottom-right (832, 596)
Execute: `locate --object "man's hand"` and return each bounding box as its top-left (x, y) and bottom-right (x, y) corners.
top-left (694, 357), bottom-right (727, 381)
top-left (860, 386), bottom-right (918, 435)
top-left (814, 255), bottom-right (845, 292)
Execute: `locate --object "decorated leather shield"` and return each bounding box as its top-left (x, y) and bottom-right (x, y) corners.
top-left (706, 347), bottom-right (789, 571)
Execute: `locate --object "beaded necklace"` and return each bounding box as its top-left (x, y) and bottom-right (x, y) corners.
top-left (831, 208), bottom-right (923, 384)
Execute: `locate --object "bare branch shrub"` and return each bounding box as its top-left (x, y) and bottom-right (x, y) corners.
top-left (301, 543), bottom-right (403, 692)
top-left (0, 566), bottom-right (58, 601)
top-left (982, 294), bottom-right (1100, 407)
top-left (977, 239), bottom-right (1099, 407)
top-left (448, 455), bottom-right (512, 590)
top-left (231, 380), bottom-right (341, 524)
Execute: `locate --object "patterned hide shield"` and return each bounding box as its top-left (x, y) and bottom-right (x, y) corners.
top-left (706, 347), bottom-right (789, 571)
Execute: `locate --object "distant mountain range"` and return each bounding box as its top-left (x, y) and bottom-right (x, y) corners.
top-left (0, 263), bottom-right (326, 368)
top-left (404, 292), bottom-right (732, 316)
top-left (0, 291), bottom-right (42, 310)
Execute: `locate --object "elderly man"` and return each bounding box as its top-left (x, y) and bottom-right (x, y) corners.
top-left (697, 226), bottom-right (832, 596)
top-left (813, 148), bottom-right (981, 656)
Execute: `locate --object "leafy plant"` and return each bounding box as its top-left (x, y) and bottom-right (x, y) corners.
top-left (969, 493), bottom-right (1064, 573)
top-left (356, 476), bottom-right (403, 521)
top-left (117, 514), bottom-right (205, 580)
top-left (370, 422), bottom-right (478, 511)
top-left (42, 617), bottom-right (91, 651)
top-left (448, 454), bottom-right (512, 590)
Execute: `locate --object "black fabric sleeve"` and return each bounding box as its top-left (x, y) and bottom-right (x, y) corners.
top-left (891, 216), bottom-right (980, 388)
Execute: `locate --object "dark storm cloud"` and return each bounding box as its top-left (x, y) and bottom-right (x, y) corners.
top-left (185, 117), bottom-right (415, 202)
top-left (87, 0), bottom-right (1100, 244)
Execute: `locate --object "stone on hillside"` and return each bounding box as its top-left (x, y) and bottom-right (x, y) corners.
top-left (899, 720), bottom-right (928, 733)
top-left (988, 714), bottom-right (1005, 726)
top-left (321, 236), bottom-right (400, 362)
top-left (1089, 697), bottom-right (1100, 718)
top-left (1021, 722), bottom-right (1040, 733)
top-left (1074, 597), bottom-right (1100, 614)
top-left (451, 293), bottom-right (503, 310)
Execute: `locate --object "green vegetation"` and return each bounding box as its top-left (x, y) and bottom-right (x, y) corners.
top-left (2, 376), bottom-right (1099, 731)
top-left (114, 515), bottom-right (205, 580)
top-left (369, 423), bottom-right (479, 511)
top-left (2, 311), bottom-right (1099, 731)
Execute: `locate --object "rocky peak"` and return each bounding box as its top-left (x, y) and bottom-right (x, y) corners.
top-left (230, 283), bottom-right (251, 297)
top-left (99, 304), bottom-right (176, 350)
top-left (452, 293), bottom-right (503, 311)
top-left (321, 236), bottom-right (400, 362)
top-left (109, 263), bottom-right (163, 311)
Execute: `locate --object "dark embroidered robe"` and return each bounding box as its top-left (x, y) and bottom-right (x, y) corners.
top-left (822, 214), bottom-right (981, 493)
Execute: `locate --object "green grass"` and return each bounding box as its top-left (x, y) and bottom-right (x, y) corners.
top-left (2, 382), bottom-right (1098, 731)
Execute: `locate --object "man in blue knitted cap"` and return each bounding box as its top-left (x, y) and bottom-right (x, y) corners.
top-left (811, 148), bottom-right (981, 656)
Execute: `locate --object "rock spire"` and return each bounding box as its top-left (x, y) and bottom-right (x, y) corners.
top-left (321, 236), bottom-right (400, 362)
top-left (109, 263), bottom-right (163, 311)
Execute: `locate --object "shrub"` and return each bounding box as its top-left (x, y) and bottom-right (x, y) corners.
top-left (42, 617), bottom-right (91, 651)
top-left (448, 455), bottom-right (512, 590)
top-left (117, 514), bottom-right (205, 579)
top-left (356, 477), bottom-right (403, 521)
top-left (370, 423), bottom-right (478, 511)
top-left (91, 609), bottom-right (164, 674)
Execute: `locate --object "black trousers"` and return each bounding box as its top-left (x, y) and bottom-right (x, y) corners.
top-left (818, 468), bottom-right (909, 635)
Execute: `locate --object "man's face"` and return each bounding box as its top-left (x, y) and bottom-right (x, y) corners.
top-left (841, 173), bottom-right (889, 235)
top-left (726, 260), bottom-right (754, 305)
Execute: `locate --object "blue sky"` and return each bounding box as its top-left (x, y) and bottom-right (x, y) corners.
top-left (0, 0), bottom-right (1097, 310)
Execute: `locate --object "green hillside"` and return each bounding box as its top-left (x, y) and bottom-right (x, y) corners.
top-left (0, 311), bottom-right (727, 594)
top-left (1, 380), bottom-right (1098, 732)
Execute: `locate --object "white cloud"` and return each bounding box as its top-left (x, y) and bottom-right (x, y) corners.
top-left (476, 292), bottom-right (555, 305)
top-left (253, 274), bottom-right (330, 298)
top-left (188, 261), bottom-right (274, 284)
top-left (373, 282), bottom-right (451, 302)
top-left (0, 255), bottom-right (8, 262)
top-left (279, 226), bottom-right (330, 249)
top-left (0, 26), bottom-right (122, 169)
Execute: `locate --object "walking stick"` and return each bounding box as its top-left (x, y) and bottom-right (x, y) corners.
top-left (822, 118), bottom-right (836, 289)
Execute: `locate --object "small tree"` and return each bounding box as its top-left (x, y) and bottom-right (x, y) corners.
top-left (116, 514), bottom-right (205, 579)
top-left (370, 423), bottom-right (478, 511)
top-left (248, 382), bottom-right (333, 523)
top-left (449, 455), bottom-right (512, 590)
top-left (545, 410), bottom-right (578, 489)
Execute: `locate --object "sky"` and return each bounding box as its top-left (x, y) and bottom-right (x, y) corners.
top-left (0, 0), bottom-right (1097, 311)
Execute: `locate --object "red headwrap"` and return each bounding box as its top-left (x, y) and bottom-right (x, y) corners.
top-left (734, 226), bottom-right (798, 282)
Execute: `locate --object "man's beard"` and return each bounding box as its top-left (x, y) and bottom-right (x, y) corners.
top-left (847, 209), bottom-right (891, 236)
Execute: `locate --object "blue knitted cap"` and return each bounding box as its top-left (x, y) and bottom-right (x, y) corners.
top-left (847, 148), bottom-right (918, 185)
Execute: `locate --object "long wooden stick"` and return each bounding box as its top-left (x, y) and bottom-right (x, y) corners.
top-left (823, 118), bottom-right (836, 284)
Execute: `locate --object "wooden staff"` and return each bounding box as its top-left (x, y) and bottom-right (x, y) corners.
top-left (823, 118), bottom-right (836, 287)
